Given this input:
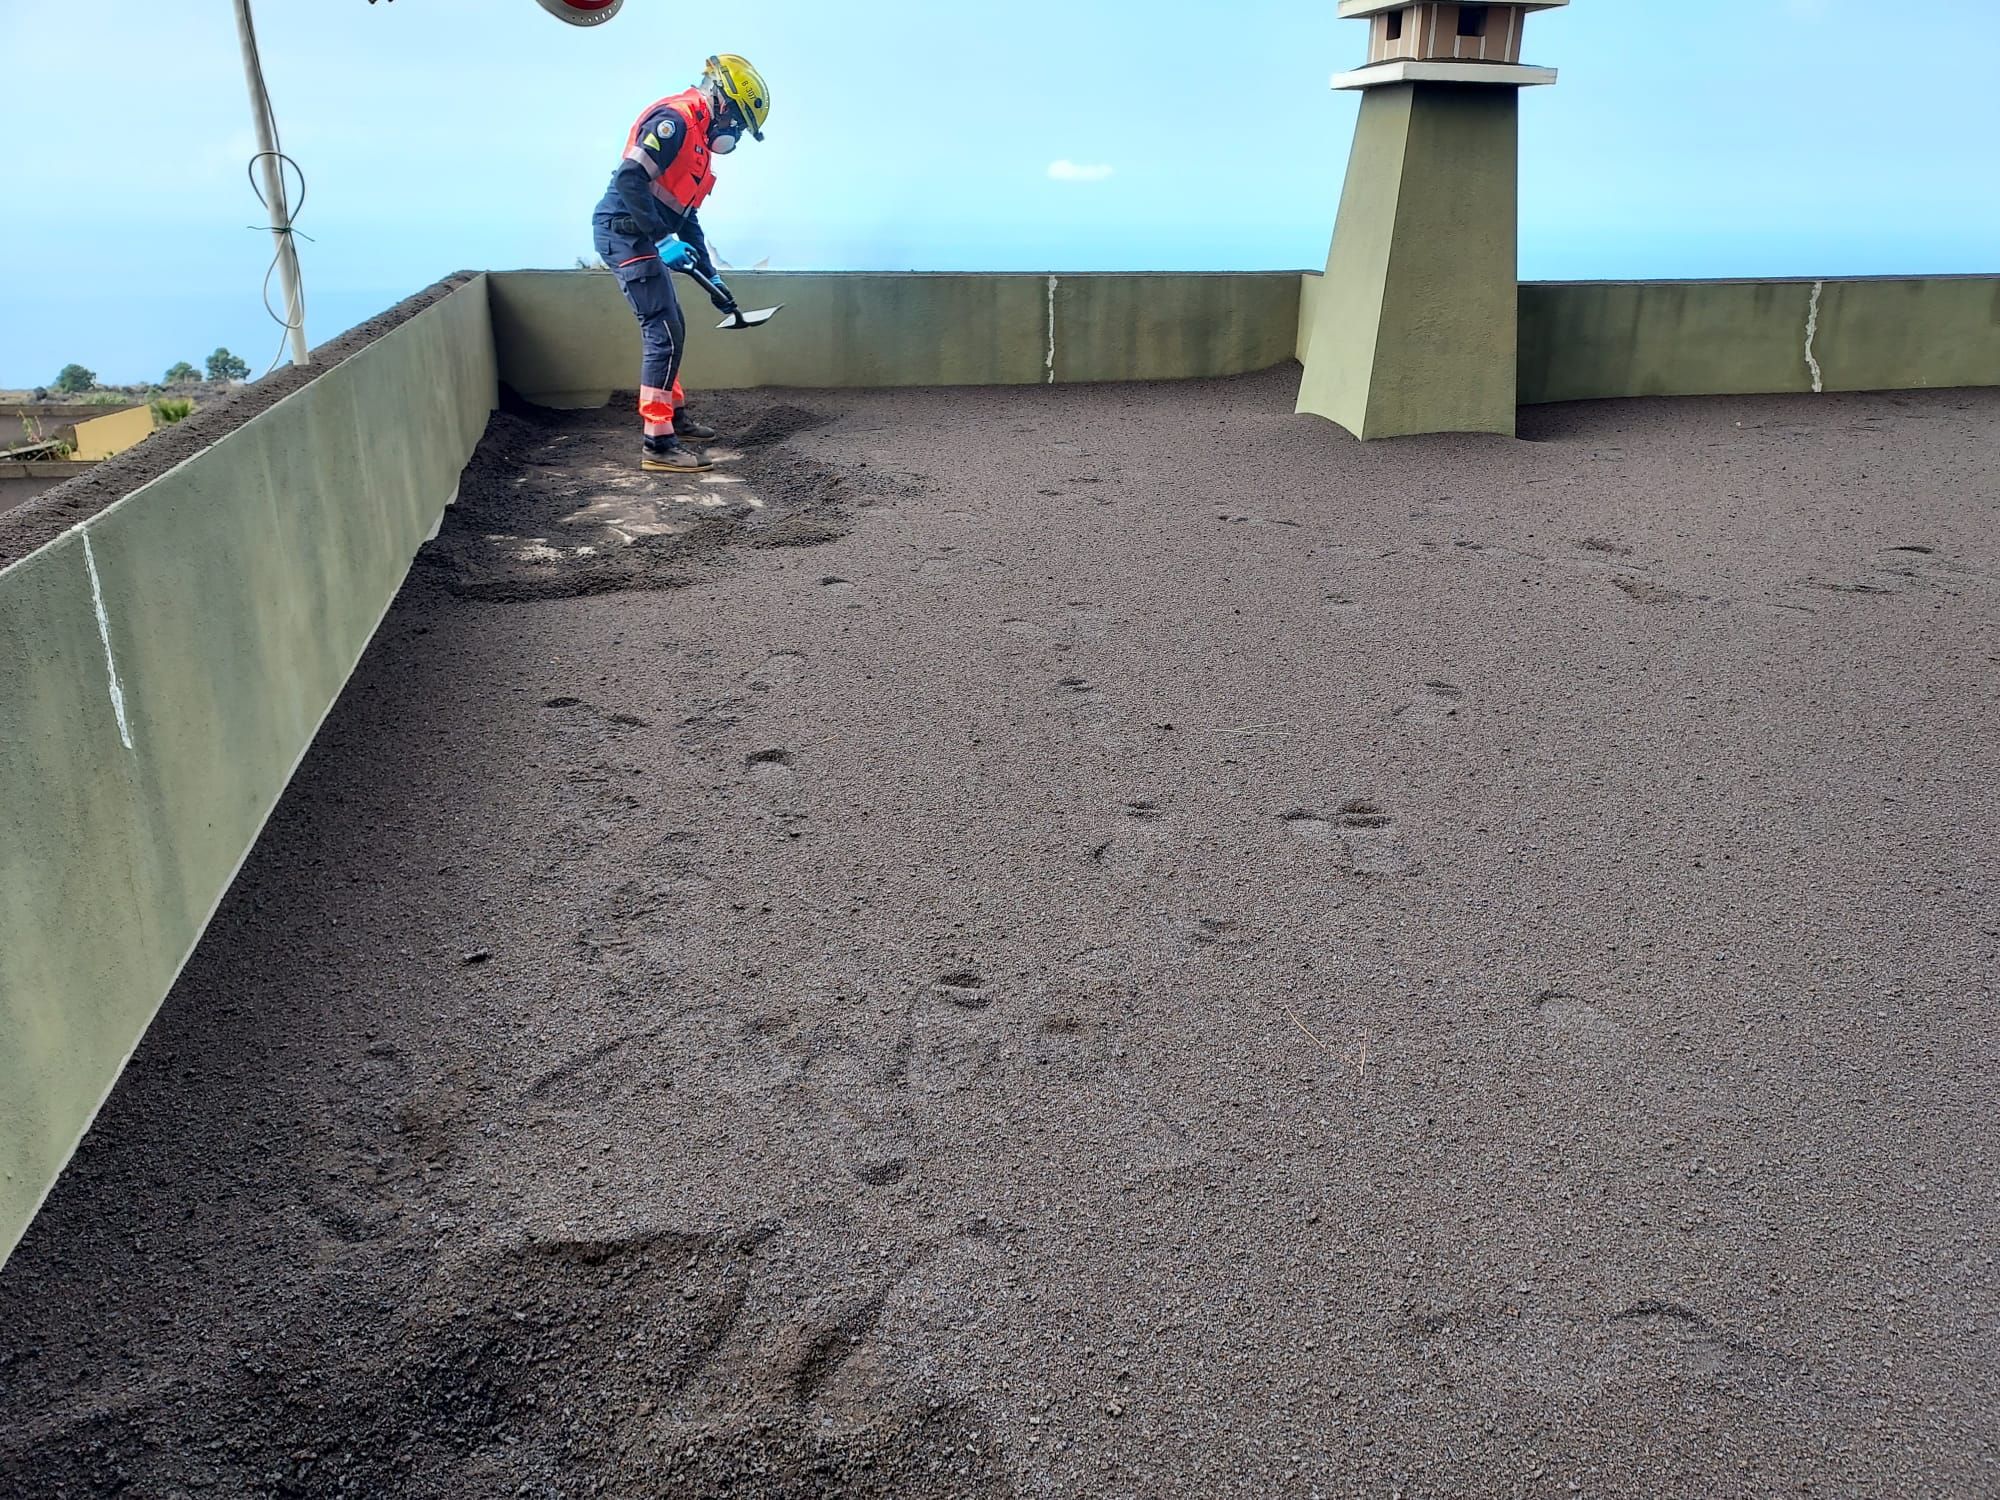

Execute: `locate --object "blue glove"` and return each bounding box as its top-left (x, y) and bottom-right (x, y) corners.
top-left (661, 239), bottom-right (700, 272)
top-left (706, 276), bottom-right (736, 313)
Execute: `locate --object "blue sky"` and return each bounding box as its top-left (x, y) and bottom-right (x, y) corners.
top-left (1, 0), bottom-right (1995, 386)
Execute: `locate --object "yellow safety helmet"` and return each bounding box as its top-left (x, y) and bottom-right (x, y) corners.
top-left (704, 54), bottom-right (770, 141)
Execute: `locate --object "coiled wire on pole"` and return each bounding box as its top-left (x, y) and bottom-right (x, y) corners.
top-left (234, 0), bottom-right (311, 376)
top-left (246, 151), bottom-right (309, 377)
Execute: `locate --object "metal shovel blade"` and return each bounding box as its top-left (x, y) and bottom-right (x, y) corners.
top-left (718, 304), bottom-right (782, 331)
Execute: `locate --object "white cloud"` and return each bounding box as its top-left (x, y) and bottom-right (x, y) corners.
top-left (1047, 160), bottom-right (1115, 184)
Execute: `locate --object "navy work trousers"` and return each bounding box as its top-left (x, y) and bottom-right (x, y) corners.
top-left (593, 212), bottom-right (686, 435)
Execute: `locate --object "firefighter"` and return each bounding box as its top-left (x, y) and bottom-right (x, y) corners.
top-left (591, 54), bottom-right (770, 473)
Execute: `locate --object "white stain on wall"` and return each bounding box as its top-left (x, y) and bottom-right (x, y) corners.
top-left (1046, 275), bottom-right (1059, 385)
top-left (82, 532), bottom-right (134, 751)
top-left (1804, 280), bottom-right (1826, 395)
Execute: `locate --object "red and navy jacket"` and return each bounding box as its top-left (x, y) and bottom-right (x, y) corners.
top-left (594, 89), bottom-right (719, 276)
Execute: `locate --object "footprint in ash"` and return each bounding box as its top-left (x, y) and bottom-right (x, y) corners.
top-left (1184, 916), bottom-right (1257, 957)
top-left (1393, 680), bottom-right (1463, 725)
top-left (935, 971), bottom-right (991, 1010)
top-left (1529, 986), bottom-right (1635, 1053)
top-left (1051, 674), bottom-right (1136, 751)
top-left (905, 971), bottom-right (1005, 1098)
top-left (743, 649), bottom-right (807, 693)
top-left (1283, 798), bottom-right (1417, 877)
top-left (765, 1005), bottom-right (917, 1190)
top-left (744, 747), bottom-right (797, 788)
top-left (1086, 798), bottom-right (1178, 881)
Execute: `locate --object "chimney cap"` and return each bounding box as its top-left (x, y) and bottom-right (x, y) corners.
top-left (1337, 0), bottom-right (1568, 18)
top-left (1333, 59), bottom-right (1558, 90)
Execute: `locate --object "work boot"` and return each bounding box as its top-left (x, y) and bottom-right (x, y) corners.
top-left (642, 437), bottom-right (714, 474)
top-left (673, 413), bottom-right (718, 443)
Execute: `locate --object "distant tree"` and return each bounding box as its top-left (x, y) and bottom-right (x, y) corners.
top-left (164, 361), bottom-right (201, 386)
top-left (206, 348), bottom-right (251, 382)
top-left (54, 363), bottom-right (96, 394)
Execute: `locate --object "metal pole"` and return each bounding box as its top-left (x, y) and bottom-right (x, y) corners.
top-left (233, 0), bottom-right (310, 367)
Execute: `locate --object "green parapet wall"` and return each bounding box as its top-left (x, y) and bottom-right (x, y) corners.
top-left (1519, 276), bottom-right (2000, 403)
top-left (1297, 83), bottom-right (1522, 440)
top-left (487, 270), bottom-right (1303, 407)
top-left (0, 280), bottom-right (497, 1266)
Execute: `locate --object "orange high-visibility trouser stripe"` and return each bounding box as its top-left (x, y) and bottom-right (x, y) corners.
top-left (638, 381), bottom-right (685, 438)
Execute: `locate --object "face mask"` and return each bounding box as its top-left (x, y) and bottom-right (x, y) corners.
top-left (710, 130), bottom-right (739, 155)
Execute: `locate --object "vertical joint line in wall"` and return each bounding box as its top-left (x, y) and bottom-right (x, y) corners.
top-left (82, 532), bottom-right (134, 752)
top-left (1804, 280), bottom-right (1825, 395)
top-left (1046, 275), bottom-right (1058, 384)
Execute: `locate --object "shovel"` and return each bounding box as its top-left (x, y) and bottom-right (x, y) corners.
top-left (684, 265), bottom-right (782, 331)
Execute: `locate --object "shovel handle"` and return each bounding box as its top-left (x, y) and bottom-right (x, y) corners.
top-left (681, 264), bottom-right (738, 315)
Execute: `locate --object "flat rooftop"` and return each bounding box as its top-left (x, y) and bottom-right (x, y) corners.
top-left (1, 369), bottom-right (1995, 1496)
